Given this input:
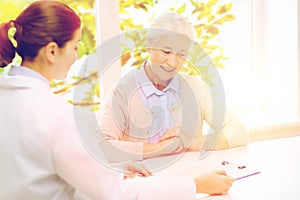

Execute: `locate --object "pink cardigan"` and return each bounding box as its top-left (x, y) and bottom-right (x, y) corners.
top-left (98, 68), bottom-right (249, 162)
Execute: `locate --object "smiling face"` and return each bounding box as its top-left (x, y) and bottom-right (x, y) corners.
top-left (145, 33), bottom-right (191, 88)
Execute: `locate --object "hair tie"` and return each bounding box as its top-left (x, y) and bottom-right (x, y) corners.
top-left (8, 20), bottom-right (18, 48)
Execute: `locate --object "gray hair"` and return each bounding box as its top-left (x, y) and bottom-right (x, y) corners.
top-left (146, 12), bottom-right (194, 47)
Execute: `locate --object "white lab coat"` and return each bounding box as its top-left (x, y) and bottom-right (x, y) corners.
top-left (0, 74), bottom-right (196, 200)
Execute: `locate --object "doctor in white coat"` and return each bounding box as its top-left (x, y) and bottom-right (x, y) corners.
top-left (0, 1), bottom-right (234, 199)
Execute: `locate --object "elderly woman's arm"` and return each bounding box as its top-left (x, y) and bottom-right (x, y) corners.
top-left (187, 75), bottom-right (250, 151)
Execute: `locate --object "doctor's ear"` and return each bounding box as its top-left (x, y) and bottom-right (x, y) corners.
top-left (44, 42), bottom-right (59, 63)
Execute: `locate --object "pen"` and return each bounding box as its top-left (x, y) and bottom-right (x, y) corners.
top-left (235, 171), bottom-right (261, 180)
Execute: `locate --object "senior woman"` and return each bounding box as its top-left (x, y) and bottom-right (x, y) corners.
top-left (99, 12), bottom-right (249, 161)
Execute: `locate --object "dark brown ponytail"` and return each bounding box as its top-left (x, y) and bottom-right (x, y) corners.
top-left (0, 21), bottom-right (16, 68)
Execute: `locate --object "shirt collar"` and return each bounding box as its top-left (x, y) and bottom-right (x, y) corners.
top-left (137, 61), bottom-right (180, 98)
top-left (9, 66), bottom-right (50, 86)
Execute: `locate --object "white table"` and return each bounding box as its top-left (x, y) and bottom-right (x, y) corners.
top-left (143, 136), bottom-right (300, 200)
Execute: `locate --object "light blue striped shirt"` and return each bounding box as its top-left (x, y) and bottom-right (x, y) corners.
top-left (135, 64), bottom-right (180, 143)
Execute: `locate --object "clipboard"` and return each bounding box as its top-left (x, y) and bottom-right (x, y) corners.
top-left (220, 161), bottom-right (261, 180)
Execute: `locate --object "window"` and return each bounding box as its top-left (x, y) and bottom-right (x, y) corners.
top-left (95, 0), bottom-right (300, 138)
top-left (219, 0), bottom-right (299, 129)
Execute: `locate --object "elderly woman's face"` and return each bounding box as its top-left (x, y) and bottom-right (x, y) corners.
top-left (148, 33), bottom-right (191, 82)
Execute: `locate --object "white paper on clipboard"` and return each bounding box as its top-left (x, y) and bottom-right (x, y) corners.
top-left (219, 161), bottom-right (261, 180)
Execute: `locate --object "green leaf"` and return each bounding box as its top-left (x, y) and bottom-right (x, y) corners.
top-left (137, 4), bottom-right (148, 12)
top-left (190, 0), bottom-right (198, 7)
top-left (118, 0), bottom-right (133, 9)
top-left (223, 14), bottom-right (235, 21)
top-left (214, 14), bottom-right (235, 25)
top-left (217, 2), bottom-right (233, 15)
top-left (194, 24), bottom-right (205, 38)
top-left (121, 53), bottom-right (131, 66)
top-left (208, 15), bottom-right (215, 22)
top-left (206, 45), bottom-right (218, 50)
top-left (177, 4), bottom-right (186, 14)
top-left (213, 18), bottom-right (225, 25)
top-left (214, 61), bottom-right (225, 69)
top-left (207, 0), bottom-right (218, 6)
top-left (206, 25), bottom-right (219, 35)
top-left (77, 41), bottom-right (87, 58)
